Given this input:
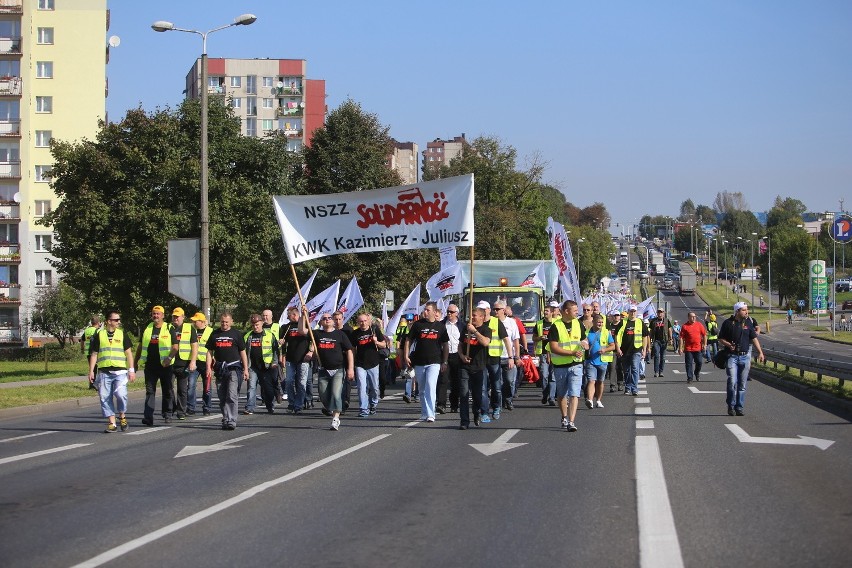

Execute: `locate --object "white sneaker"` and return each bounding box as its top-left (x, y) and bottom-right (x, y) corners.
top-left (561, 417), bottom-right (568, 429)
top-left (330, 417), bottom-right (340, 431)
top-left (595, 400), bottom-right (604, 409)
top-left (585, 399), bottom-right (593, 409)
top-left (426, 416), bottom-right (435, 423)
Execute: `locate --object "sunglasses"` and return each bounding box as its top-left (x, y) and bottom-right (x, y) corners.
top-left (109, 318), bottom-right (121, 322)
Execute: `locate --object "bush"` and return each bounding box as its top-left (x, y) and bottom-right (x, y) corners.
top-left (0, 343), bottom-right (83, 363)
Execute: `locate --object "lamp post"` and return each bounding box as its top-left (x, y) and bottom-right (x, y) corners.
top-left (576, 237), bottom-right (586, 292)
top-left (722, 239), bottom-right (729, 299)
top-left (750, 231), bottom-right (758, 301)
top-left (763, 236), bottom-right (771, 325)
top-left (152, 14), bottom-right (258, 318)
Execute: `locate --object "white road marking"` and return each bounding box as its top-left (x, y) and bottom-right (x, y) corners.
top-left (724, 424), bottom-right (834, 450)
top-left (687, 386), bottom-right (726, 394)
top-left (672, 370), bottom-right (682, 374)
top-left (470, 429), bottom-right (527, 456)
top-left (636, 420), bottom-right (655, 429)
top-left (71, 434), bottom-right (391, 568)
top-left (635, 407), bottom-right (653, 415)
top-left (0, 431), bottom-right (58, 443)
top-left (636, 435), bottom-right (685, 568)
top-left (193, 415), bottom-right (221, 422)
top-left (126, 427), bottom-right (171, 436)
top-left (401, 420), bottom-right (422, 428)
top-left (635, 398), bottom-right (651, 404)
top-left (0, 443), bottom-right (91, 466)
top-left (175, 432), bottom-right (267, 458)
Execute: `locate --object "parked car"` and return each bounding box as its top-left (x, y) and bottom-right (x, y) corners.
top-left (843, 300), bottom-right (852, 310)
top-left (836, 281), bottom-right (850, 292)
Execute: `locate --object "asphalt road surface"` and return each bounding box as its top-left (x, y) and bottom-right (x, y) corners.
top-left (1, 350), bottom-right (850, 568)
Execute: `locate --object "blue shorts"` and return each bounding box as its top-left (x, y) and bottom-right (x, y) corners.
top-left (554, 364), bottom-right (583, 399)
top-left (584, 362), bottom-right (608, 383)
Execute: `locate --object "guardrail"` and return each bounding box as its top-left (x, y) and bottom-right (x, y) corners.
top-left (761, 346), bottom-right (851, 388)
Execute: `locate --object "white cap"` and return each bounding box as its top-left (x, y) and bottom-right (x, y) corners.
top-left (733, 301), bottom-right (747, 311)
top-left (477, 300), bottom-right (491, 309)
top-left (548, 301), bottom-right (560, 308)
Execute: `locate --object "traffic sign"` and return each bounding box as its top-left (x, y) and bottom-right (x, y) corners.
top-left (830, 214), bottom-right (852, 244)
top-left (797, 300), bottom-right (806, 307)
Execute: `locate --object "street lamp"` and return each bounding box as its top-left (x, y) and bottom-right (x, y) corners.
top-left (723, 240), bottom-right (730, 299)
top-left (762, 236), bottom-right (771, 325)
top-left (750, 231), bottom-right (758, 300)
top-left (576, 237), bottom-right (586, 292)
top-left (152, 13), bottom-right (258, 318)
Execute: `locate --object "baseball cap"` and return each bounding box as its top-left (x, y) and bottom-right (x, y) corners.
top-left (548, 301), bottom-right (560, 308)
top-left (733, 301), bottom-right (747, 311)
top-left (172, 307), bottom-right (185, 316)
top-left (151, 305), bottom-right (164, 314)
top-left (477, 300), bottom-right (491, 309)
top-left (608, 310), bottom-right (620, 316)
top-left (190, 312), bottom-right (206, 322)
top-left (628, 306), bottom-right (638, 311)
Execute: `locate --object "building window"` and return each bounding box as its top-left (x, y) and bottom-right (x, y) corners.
top-left (230, 76), bottom-right (241, 88)
top-left (262, 76), bottom-right (273, 88)
top-left (35, 131), bottom-right (52, 147)
top-left (36, 62), bottom-right (53, 79)
top-left (0, 222), bottom-right (17, 243)
top-left (35, 97), bottom-right (52, 113)
top-left (230, 97), bottom-right (241, 109)
top-left (38, 0), bottom-right (55, 10)
top-left (261, 119), bottom-right (273, 131)
top-left (245, 118), bottom-right (256, 138)
top-left (35, 235), bottom-right (51, 252)
top-left (35, 200), bottom-right (51, 216)
top-left (34, 165), bottom-right (51, 182)
top-left (246, 75), bottom-right (257, 95)
top-left (246, 97), bottom-right (257, 116)
top-left (35, 270), bottom-right (52, 287)
top-left (37, 28), bottom-right (54, 45)
top-left (262, 98), bottom-right (273, 109)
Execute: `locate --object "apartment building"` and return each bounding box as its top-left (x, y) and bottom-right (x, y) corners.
top-left (389, 141), bottom-right (418, 185)
top-left (422, 134), bottom-right (465, 176)
top-left (0, 0), bottom-right (107, 346)
top-left (184, 58), bottom-right (325, 151)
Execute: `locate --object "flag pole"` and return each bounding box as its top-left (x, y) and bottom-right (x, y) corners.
top-left (466, 245), bottom-right (475, 357)
top-left (290, 264), bottom-right (322, 368)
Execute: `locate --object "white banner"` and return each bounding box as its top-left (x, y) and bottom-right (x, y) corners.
top-left (280, 269), bottom-right (318, 324)
top-left (336, 276), bottom-right (364, 326)
top-left (547, 217), bottom-right (581, 303)
top-left (305, 280), bottom-right (340, 327)
top-left (519, 261), bottom-right (546, 289)
top-left (426, 263), bottom-right (467, 301)
top-left (273, 174), bottom-right (475, 264)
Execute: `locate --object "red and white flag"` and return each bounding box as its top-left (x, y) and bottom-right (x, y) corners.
top-left (305, 280), bottom-right (340, 327)
top-left (426, 263), bottom-right (467, 301)
top-left (519, 262), bottom-right (546, 289)
top-left (385, 283), bottom-right (421, 340)
top-left (336, 276), bottom-right (364, 326)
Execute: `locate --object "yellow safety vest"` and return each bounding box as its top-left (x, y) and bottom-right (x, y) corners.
top-left (534, 319), bottom-right (552, 355)
top-left (140, 323), bottom-right (173, 367)
top-left (83, 325), bottom-right (98, 353)
top-left (175, 322), bottom-right (194, 362)
top-left (196, 326), bottom-right (213, 362)
top-left (617, 319), bottom-right (645, 349)
top-left (267, 322), bottom-right (280, 341)
top-left (549, 319), bottom-right (584, 365)
top-left (596, 328), bottom-right (614, 363)
top-left (95, 329), bottom-right (127, 369)
top-left (487, 317), bottom-right (503, 358)
top-left (244, 329), bottom-right (275, 365)
top-left (707, 321), bottom-right (718, 341)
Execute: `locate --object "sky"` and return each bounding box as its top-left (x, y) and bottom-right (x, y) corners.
top-left (105, 0), bottom-right (852, 227)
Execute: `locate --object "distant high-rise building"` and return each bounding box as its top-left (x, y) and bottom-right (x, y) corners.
top-left (0, 0), bottom-right (107, 346)
top-left (389, 141), bottom-right (418, 185)
top-left (184, 58), bottom-right (326, 151)
top-left (422, 134), bottom-right (465, 175)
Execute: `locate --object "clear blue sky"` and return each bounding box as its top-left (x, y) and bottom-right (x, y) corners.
top-left (106, 0), bottom-right (852, 226)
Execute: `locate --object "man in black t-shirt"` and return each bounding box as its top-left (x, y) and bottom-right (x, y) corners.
top-left (245, 314), bottom-right (281, 415)
top-left (205, 312), bottom-right (249, 430)
top-left (404, 302), bottom-right (449, 423)
top-left (457, 307), bottom-right (492, 429)
top-left (281, 306), bottom-right (313, 413)
top-left (314, 312), bottom-right (354, 431)
top-left (648, 308), bottom-right (672, 377)
top-left (614, 306), bottom-right (648, 396)
top-left (351, 313), bottom-right (387, 417)
top-left (169, 307), bottom-right (198, 420)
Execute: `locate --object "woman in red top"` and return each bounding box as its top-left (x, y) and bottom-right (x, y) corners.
top-left (677, 312), bottom-right (707, 383)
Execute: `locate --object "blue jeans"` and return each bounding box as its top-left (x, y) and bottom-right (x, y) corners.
top-left (672, 334), bottom-right (680, 352)
top-left (318, 367), bottom-right (344, 413)
top-left (186, 364), bottom-right (212, 413)
top-left (684, 351), bottom-right (703, 380)
top-left (500, 359), bottom-right (516, 405)
top-left (248, 366), bottom-right (277, 411)
top-left (554, 364), bottom-right (583, 399)
top-left (459, 367), bottom-right (487, 427)
top-left (705, 340), bottom-right (718, 362)
top-left (652, 340), bottom-right (667, 374)
top-left (356, 365), bottom-right (380, 413)
top-left (415, 364), bottom-right (441, 419)
top-left (242, 367), bottom-right (259, 412)
top-left (624, 352), bottom-right (642, 394)
top-left (539, 355), bottom-right (555, 402)
top-left (97, 370), bottom-right (129, 418)
top-left (486, 361), bottom-right (502, 411)
top-left (584, 362), bottom-right (608, 383)
top-left (726, 352), bottom-right (751, 410)
top-left (286, 360), bottom-right (311, 411)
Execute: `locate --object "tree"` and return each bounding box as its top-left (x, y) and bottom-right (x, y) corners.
top-left (760, 226), bottom-right (811, 307)
top-left (718, 209), bottom-right (764, 245)
top-left (695, 204), bottom-right (717, 224)
top-left (41, 100), bottom-right (300, 332)
top-left (713, 191), bottom-right (749, 215)
top-left (679, 199), bottom-right (696, 220)
top-left (27, 282), bottom-right (89, 347)
top-left (766, 196), bottom-right (807, 228)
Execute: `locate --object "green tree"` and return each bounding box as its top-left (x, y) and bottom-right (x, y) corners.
top-left (41, 100), bottom-right (299, 332)
top-left (766, 196), bottom-right (807, 228)
top-left (27, 282), bottom-right (89, 348)
top-left (761, 226), bottom-right (811, 307)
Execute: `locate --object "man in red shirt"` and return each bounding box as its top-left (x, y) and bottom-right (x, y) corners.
top-left (677, 312), bottom-right (707, 383)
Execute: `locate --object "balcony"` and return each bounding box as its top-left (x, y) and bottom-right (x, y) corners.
top-left (0, 119), bottom-right (20, 137)
top-left (0, 76), bottom-right (21, 96)
top-left (274, 87), bottom-right (301, 97)
top-left (0, 1), bottom-right (23, 15)
top-left (285, 129), bottom-right (303, 139)
top-left (0, 202), bottom-right (19, 220)
top-left (0, 281), bottom-right (19, 304)
top-left (276, 106), bottom-right (303, 118)
top-left (207, 86), bottom-right (225, 95)
top-left (0, 160), bottom-right (20, 178)
top-left (0, 242), bottom-right (20, 263)
top-left (0, 325), bottom-right (22, 344)
top-left (0, 37), bottom-right (22, 55)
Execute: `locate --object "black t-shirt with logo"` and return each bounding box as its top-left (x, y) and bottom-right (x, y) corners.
top-left (649, 317), bottom-right (671, 343)
top-left (283, 321), bottom-right (310, 362)
top-left (407, 319), bottom-right (450, 366)
top-left (351, 326), bottom-right (386, 369)
top-left (461, 324), bottom-right (492, 372)
top-left (146, 324), bottom-right (179, 369)
top-left (618, 319), bottom-right (648, 355)
top-left (314, 329), bottom-right (353, 370)
top-left (205, 328), bottom-right (246, 364)
top-left (89, 330), bottom-right (133, 371)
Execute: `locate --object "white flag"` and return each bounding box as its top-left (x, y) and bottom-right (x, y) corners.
top-left (305, 280), bottom-right (341, 327)
top-left (426, 263), bottom-right (466, 301)
top-left (439, 246), bottom-right (457, 270)
top-left (519, 262), bottom-right (546, 289)
top-left (547, 217), bottom-right (581, 303)
top-left (336, 276), bottom-right (364, 326)
top-left (280, 269), bottom-right (318, 324)
top-left (381, 295), bottom-right (389, 330)
top-left (385, 283), bottom-right (421, 340)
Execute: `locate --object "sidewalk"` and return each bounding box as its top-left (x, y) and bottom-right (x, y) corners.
top-left (0, 375), bottom-right (87, 389)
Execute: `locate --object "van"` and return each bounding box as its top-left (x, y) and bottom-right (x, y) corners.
top-left (631, 261), bottom-right (640, 271)
top-left (619, 251), bottom-right (628, 259)
top-left (740, 268), bottom-right (759, 281)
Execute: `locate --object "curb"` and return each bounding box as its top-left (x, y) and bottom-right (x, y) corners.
top-left (0, 390), bottom-right (147, 422)
top-left (751, 368), bottom-right (852, 419)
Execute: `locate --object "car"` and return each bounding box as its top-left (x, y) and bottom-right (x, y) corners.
top-left (836, 282), bottom-right (850, 292)
top-left (843, 300), bottom-right (852, 310)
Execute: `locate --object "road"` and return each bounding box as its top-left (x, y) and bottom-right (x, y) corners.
top-left (1, 349), bottom-right (850, 567)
